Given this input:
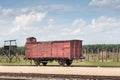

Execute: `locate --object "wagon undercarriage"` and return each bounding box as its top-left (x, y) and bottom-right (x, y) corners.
top-left (32, 58), bottom-right (73, 66)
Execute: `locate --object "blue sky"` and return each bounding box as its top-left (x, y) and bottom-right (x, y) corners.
top-left (0, 0), bottom-right (120, 46)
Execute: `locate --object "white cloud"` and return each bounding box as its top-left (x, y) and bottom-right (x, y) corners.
top-left (88, 16), bottom-right (120, 32)
top-left (72, 28), bottom-right (81, 34)
top-left (77, 16), bottom-right (120, 44)
top-left (0, 4), bottom-right (71, 17)
top-left (48, 4), bottom-right (72, 11)
top-left (71, 19), bottom-right (85, 34)
top-left (12, 4), bottom-right (71, 15)
top-left (89, 0), bottom-right (120, 9)
top-left (0, 19), bottom-right (6, 24)
top-left (18, 6), bottom-right (45, 14)
top-left (49, 18), bottom-right (54, 23)
top-left (2, 8), bottom-right (13, 15)
top-left (89, 0), bottom-right (110, 7)
top-left (11, 11), bottom-right (46, 33)
top-left (61, 16), bottom-right (120, 44)
top-left (61, 18), bottom-right (85, 35)
top-left (72, 19), bottom-right (85, 27)
top-left (0, 6), bottom-right (46, 16)
top-left (61, 27), bottom-right (71, 35)
top-left (48, 18), bottom-right (54, 29)
top-left (0, 8), bottom-right (13, 16)
top-left (20, 8), bottom-right (28, 13)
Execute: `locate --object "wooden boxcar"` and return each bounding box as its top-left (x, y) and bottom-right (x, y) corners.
top-left (25, 37), bottom-right (82, 66)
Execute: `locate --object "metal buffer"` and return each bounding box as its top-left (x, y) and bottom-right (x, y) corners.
top-left (1, 40), bottom-right (20, 62)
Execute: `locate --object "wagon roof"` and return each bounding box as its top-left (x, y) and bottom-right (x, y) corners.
top-left (26, 37), bottom-right (82, 43)
top-left (36, 39), bottom-right (82, 43)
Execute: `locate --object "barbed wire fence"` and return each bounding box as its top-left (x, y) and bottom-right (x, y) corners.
top-left (83, 47), bottom-right (120, 62)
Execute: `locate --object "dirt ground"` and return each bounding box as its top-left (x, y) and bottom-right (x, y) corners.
top-left (0, 66), bottom-right (120, 76)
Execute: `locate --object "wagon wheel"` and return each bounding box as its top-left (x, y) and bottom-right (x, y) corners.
top-left (58, 60), bottom-right (66, 66)
top-left (34, 59), bottom-right (41, 66)
top-left (42, 62), bottom-right (48, 66)
top-left (66, 60), bottom-right (73, 66)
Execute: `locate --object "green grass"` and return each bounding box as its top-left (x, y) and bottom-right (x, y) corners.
top-left (0, 56), bottom-right (120, 67)
top-left (72, 62), bottom-right (120, 67)
top-left (47, 61), bottom-right (120, 67)
top-left (0, 56), bottom-right (31, 66)
top-left (1, 61), bottom-right (120, 67)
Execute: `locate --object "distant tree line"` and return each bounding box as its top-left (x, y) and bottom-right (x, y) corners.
top-left (83, 44), bottom-right (120, 53)
top-left (17, 46), bottom-right (25, 55)
top-left (0, 44), bottom-right (120, 55)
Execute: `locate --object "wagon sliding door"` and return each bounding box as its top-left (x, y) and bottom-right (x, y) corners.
top-left (52, 42), bottom-right (64, 58)
top-left (52, 42), bottom-right (58, 58)
top-left (63, 42), bottom-right (71, 59)
top-left (52, 41), bottom-right (70, 59)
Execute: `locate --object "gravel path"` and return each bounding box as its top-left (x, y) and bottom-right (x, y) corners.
top-left (0, 66), bottom-right (120, 76)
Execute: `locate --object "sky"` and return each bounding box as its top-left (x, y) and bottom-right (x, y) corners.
top-left (0, 0), bottom-right (120, 46)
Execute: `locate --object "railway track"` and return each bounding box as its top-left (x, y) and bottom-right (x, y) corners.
top-left (0, 66), bottom-right (120, 80)
top-left (0, 73), bottom-right (120, 80)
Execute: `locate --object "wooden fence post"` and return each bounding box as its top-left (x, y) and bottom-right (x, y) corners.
top-left (117, 47), bottom-right (119, 62)
top-left (87, 49), bottom-right (89, 62)
top-left (101, 49), bottom-right (104, 62)
top-left (105, 48), bottom-right (108, 62)
top-left (92, 49), bottom-right (94, 62)
top-left (112, 48), bottom-right (115, 61)
top-left (97, 49), bottom-right (100, 62)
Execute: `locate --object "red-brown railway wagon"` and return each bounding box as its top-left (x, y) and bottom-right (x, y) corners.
top-left (25, 37), bottom-right (82, 66)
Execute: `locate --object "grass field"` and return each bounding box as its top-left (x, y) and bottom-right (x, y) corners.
top-left (72, 62), bottom-right (120, 67)
top-left (0, 60), bottom-right (120, 67)
top-left (0, 55), bottom-right (120, 67)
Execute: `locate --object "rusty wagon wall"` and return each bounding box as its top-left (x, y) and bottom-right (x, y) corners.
top-left (25, 37), bottom-right (82, 60)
